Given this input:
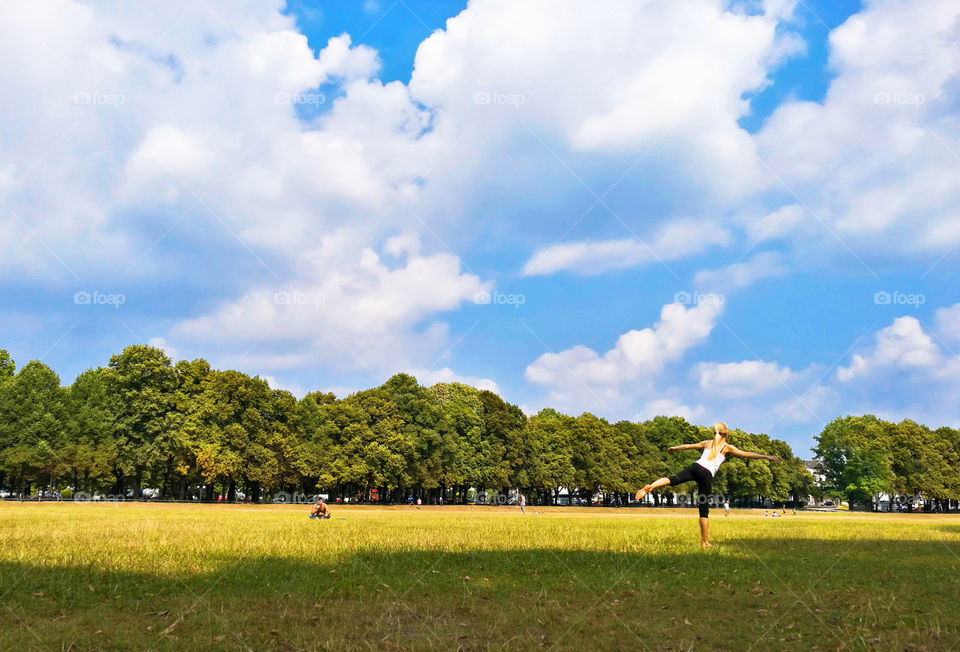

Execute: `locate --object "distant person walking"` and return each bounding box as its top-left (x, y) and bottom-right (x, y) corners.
top-left (519, 493), bottom-right (526, 514)
top-left (723, 499), bottom-right (730, 516)
top-left (416, 497), bottom-right (422, 510)
top-left (635, 422), bottom-right (781, 548)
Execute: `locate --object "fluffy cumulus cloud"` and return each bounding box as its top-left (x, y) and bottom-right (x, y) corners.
top-left (411, 0), bottom-right (801, 194)
top-left (528, 302), bottom-right (960, 434)
top-left (0, 0), bottom-right (438, 273)
top-left (0, 0), bottom-right (484, 378)
top-left (823, 304), bottom-right (960, 428)
top-left (837, 315), bottom-right (943, 382)
top-left (3, 0), bottom-right (959, 441)
top-left (753, 0), bottom-right (960, 257)
top-left (174, 233), bottom-right (490, 372)
top-left (0, 0), bottom-right (814, 378)
top-left (0, 1), bottom-right (379, 276)
top-left (525, 300), bottom-right (723, 409)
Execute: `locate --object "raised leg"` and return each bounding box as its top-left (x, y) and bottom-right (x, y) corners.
top-left (635, 477), bottom-right (671, 501)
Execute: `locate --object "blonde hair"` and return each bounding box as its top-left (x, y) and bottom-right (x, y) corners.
top-left (707, 422), bottom-right (729, 459)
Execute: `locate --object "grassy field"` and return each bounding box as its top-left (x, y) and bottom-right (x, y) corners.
top-left (1, 503), bottom-right (959, 651)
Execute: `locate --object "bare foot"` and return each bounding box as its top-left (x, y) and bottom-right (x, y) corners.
top-left (701, 542), bottom-right (713, 549)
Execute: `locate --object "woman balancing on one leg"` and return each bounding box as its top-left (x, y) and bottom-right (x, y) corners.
top-left (635, 422), bottom-right (781, 548)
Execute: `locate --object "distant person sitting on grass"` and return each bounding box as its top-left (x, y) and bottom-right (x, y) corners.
top-left (310, 496), bottom-right (331, 519)
top-left (634, 422), bottom-right (781, 548)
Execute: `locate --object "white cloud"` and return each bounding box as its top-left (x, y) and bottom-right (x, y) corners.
top-left (404, 367), bottom-right (500, 394)
top-left (754, 0), bottom-right (960, 257)
top-left (262, 375), bottom-right (307, 398)
top-left (173, 234), bottom-right (490, 372)
top-left (316, 33), bottom-right (380, 81)
top-left (147, 337), bottom-right (178, 361)
top-left (697, 359), bottom-right (800, 399)
top-left (5, 0), bottom-right (958, 435)
top-left (411, 0), bottom-right (802, 196)
top-left (525, 300), bottom-right (722, 408)
top-left (522, 219), bottom-right (732, 276)
top-left (0, 0), bottom-right (811, 382)
top-left (934, 303), bottom-right (960, 347)
top-left (837, 316), bottom-right (942, 382)
top-left (693, 250), bottom-right (787, 292)
top-left (0, 4), bottom-right (404, 280)
top-left (743, 204), bottom-right (809, 243)
top-left (636, 399), bottom-right (707, 424)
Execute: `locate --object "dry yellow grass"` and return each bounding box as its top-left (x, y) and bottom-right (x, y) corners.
top-left (1, 502), bottom-right (959, 650)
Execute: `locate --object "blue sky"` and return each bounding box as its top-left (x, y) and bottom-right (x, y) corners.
top-left (1, 0), bottom-right (958, 455)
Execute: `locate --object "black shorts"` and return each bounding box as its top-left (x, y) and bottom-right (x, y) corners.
top-left (669, 462), bottom-right (715, 518)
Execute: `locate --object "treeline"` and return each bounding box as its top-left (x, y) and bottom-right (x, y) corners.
top-left (814, 415), bottom-right (960, 510)
top-left (0, 345), bottom-right (814, 505)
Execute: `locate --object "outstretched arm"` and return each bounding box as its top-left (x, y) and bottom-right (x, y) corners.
top-left (666, 441), bottom-right (707, 452)
top-left (725, 444), bottom-right (781, 462)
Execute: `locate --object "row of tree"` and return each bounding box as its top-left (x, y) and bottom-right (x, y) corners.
top-left (0, 345), bottom-right (816, 505)
top-left (814, 415), bottom-right (960, 510)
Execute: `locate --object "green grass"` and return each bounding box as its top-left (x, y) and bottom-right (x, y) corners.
top-left (1, 503), bottom-right (959, 651)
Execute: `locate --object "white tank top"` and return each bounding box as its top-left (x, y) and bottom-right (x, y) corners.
top-left (696, 441), bottom-right (727, 476)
